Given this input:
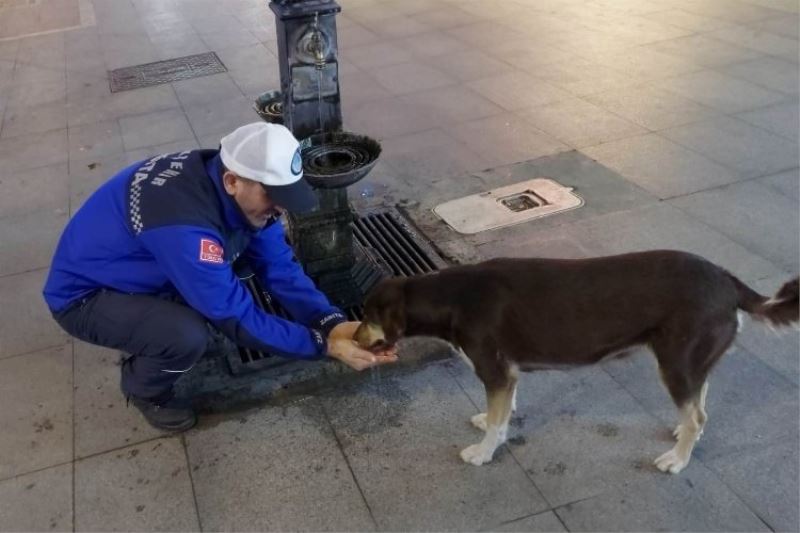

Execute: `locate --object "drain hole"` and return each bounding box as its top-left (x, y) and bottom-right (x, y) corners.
top-left (499, 190), bottom-right (549, 212)
top-left (312, 150), bottom-right (355, 171)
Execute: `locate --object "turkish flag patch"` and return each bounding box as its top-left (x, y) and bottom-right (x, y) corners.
top-left (199, 238), bottom-right (224, 264)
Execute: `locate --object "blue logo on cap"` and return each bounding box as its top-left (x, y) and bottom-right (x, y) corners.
top-left (291, 148), bottom-right (302, 176)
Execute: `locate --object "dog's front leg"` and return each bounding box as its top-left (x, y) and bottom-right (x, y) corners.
top-left (461, 380), bottom-right (517, 465)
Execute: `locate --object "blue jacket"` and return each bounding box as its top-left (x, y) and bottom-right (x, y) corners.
top-left (43, 149), bottom-right (346, 359)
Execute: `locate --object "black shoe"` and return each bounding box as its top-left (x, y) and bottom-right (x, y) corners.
top-left (128, 393), bottom-right (197, 432)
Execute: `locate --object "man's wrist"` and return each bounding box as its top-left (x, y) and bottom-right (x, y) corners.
top-left (312, 311), bottom-right (347, 337)
top-left (308, 328), bottom-right (327, 357)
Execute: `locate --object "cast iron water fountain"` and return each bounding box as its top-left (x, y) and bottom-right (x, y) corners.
top-left (176, 0), bottom-right (447, 406)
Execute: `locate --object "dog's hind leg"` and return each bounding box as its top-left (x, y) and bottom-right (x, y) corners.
top-left (673, 381), bottom-right (708, 440)
top-left (653, 319), bottom-right (736, 474)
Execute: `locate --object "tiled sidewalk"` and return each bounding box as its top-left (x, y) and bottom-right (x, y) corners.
top-left (1, 0), bottom-right (798, 531)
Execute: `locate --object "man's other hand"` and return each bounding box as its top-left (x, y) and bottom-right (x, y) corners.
top-left (326, 321), bottom-right (398, 371)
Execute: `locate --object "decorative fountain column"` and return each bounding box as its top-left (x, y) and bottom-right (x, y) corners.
top-left (264, 0), bottom-right (385, 310)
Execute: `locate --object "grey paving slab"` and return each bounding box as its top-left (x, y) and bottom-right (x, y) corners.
top-left (184, 95), bottom-right (261, 140)
top-left (639, 9), bottom-right (734, 32)
top-left (448, 113), bottom-right (569, 169)
top-left (756, 14), bottom-right (800, 39)
top-left (346, 41), bottom-right (413, 70)
top-left (710, 24), bottom-right (798, 58)
top-left (343, 96), bottom-right (441, 140)
top-left (660, 115), bottom-right (799, 179)
top-left (722, 56), bottom-right (799, 95)
top-left (458, 151), bottom-right (659, 246)
top-left (488, 41), bottom-right (577, 73)
top-left (339, 69), bottom-right (394, 108)
top-left (398, 85), bottom-right (505, 125)
top-left (487, 510), bottom-right (566, 532)
top-left (75, 438), bottom-right (199, 532)
top-left (0, 345), bottom-right (72, 479)
top-left (124, 138), bottom-right (201, 166)
top-left (66, 71), bottom-right (111, 104)
top-left (412, 6), bottom-right (481, 30)
top-left (0, 100), bottom-right (67, 140)
top-left (6, 78), bottom-right (66, 109)
top-left (337, 21), bottom-right (381, 49)
top-left (11, 64), bottom-right (66, 87)
top-left (213, 43), bottom-right (277, 74)
top-left (171, 73), bottom-right (244, 108)
top-left (74, 341), bottom-right (165, 459)
top-left (16, 34), bottom-right (66, 71)
top-left (380, 128), bottom-right (493, 183)
top-left (584, 47), bottom-right (701, 81)
top-left (68, 153), bottom-right (131, 214)
top-left (602, 347), bottom-right (799, 462)
top-left (371, 61), bottom-right (456, 96)
top-left (584, 84), bottom-right (719, 131)
top-left (734, 274), bottom-right (800, 385)
top-left (759, 168), bottom-right (800, 200)
top-left (517, 97), bottom-right (647, 149)
top-left (0, 208), bottom-right (68, 277)
top-left (449, 362), bottom-right (670, 508)
top-left (119, 107), bottom-right (195, 151)
top-left (526, 57), bottom-right (642, 97)
top-left (644, 34), bottom-right (763, 68)
top-left (477, 233), bottom-right (595, 261)
top-left (468, 71), bottom-right (572, 111)
top-left (399, 31), bottom-right (464, 58)
top-left (0, 270), bottom-right (70, 359)
top-left (678, 0), bottom-right (788, 24)
top-left (0, 162), bottom-right (69, 220)
top-left (185, 400), bottom-right (374, 532)
top-left (554, 464), bottom-right (769, 532)
top-left (430, 49), bottom-right (516, 83)
top-left (0, 128), bottom-right (68, 174)
top-left (321, 363), bottom-right (547, 532)
top-left (67, 119), bottom-right (125, 161)
top-left (446, 20), bottom-right (527, 49)
top-left (150, 32), bottom-right (211, 62)
top-left (668, 179), bottom-right (800, 271)
top-left (705, 439), bottom-right (799, 533)
top-left (0, 463), bottom-right (72, 532)
top-left (658, 70), bottom-right (787, 114)
top-left (69, 84), bottom-right (181, 128)
top-left (736, 100), bottom-right (799, 141)
top-left (582, 133), bottom-right (743, 199)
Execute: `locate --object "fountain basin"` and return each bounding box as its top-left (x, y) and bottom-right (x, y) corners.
top-left (300, 131), bottom-right (381, 189)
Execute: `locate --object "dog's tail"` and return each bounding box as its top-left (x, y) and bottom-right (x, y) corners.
top-left (729, 274), bottom-right (799, 328)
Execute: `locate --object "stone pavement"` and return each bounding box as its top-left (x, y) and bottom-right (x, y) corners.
top-left (0, 0), bottom-right (798, 531)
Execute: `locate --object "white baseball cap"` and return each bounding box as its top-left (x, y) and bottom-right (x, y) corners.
top-left (219, 122), bottom-right (317, 213)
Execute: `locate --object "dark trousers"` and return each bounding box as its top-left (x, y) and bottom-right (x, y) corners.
top-left (54, 290), bottom-right (211, 399)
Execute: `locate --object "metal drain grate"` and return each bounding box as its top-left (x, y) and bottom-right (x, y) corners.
top-left (109, 52), bottom-right (227, 93)
top-left (228, 207), bottom-right (447, 374)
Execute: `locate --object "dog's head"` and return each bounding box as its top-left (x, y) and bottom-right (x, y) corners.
top-left (355, 277), bottom-right (406, 351)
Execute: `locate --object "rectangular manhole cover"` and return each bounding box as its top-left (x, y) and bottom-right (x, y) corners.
top-left (433, 178), bottom-right (584, 234)
top-left (108, 52), bottom-right (227, 93)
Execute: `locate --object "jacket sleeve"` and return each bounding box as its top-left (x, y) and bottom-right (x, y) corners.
top-left (138, 225), bottom-right (327, 359)
top-left (245, 220), bottom-right (347, 337)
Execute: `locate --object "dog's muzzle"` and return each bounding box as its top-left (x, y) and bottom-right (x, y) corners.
top-left (354, 322), bottom-right (391, 352)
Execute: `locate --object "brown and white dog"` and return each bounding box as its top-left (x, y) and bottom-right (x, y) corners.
top-left (354, 250), bottom-right (799, 473)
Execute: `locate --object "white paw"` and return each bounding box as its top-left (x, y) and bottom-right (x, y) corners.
top-left (460, 443), bottom-right (495, 465)
top-left (471, 413), bottom-right (487, 431)
top-left (654, 448), bottom-right (688, 474)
